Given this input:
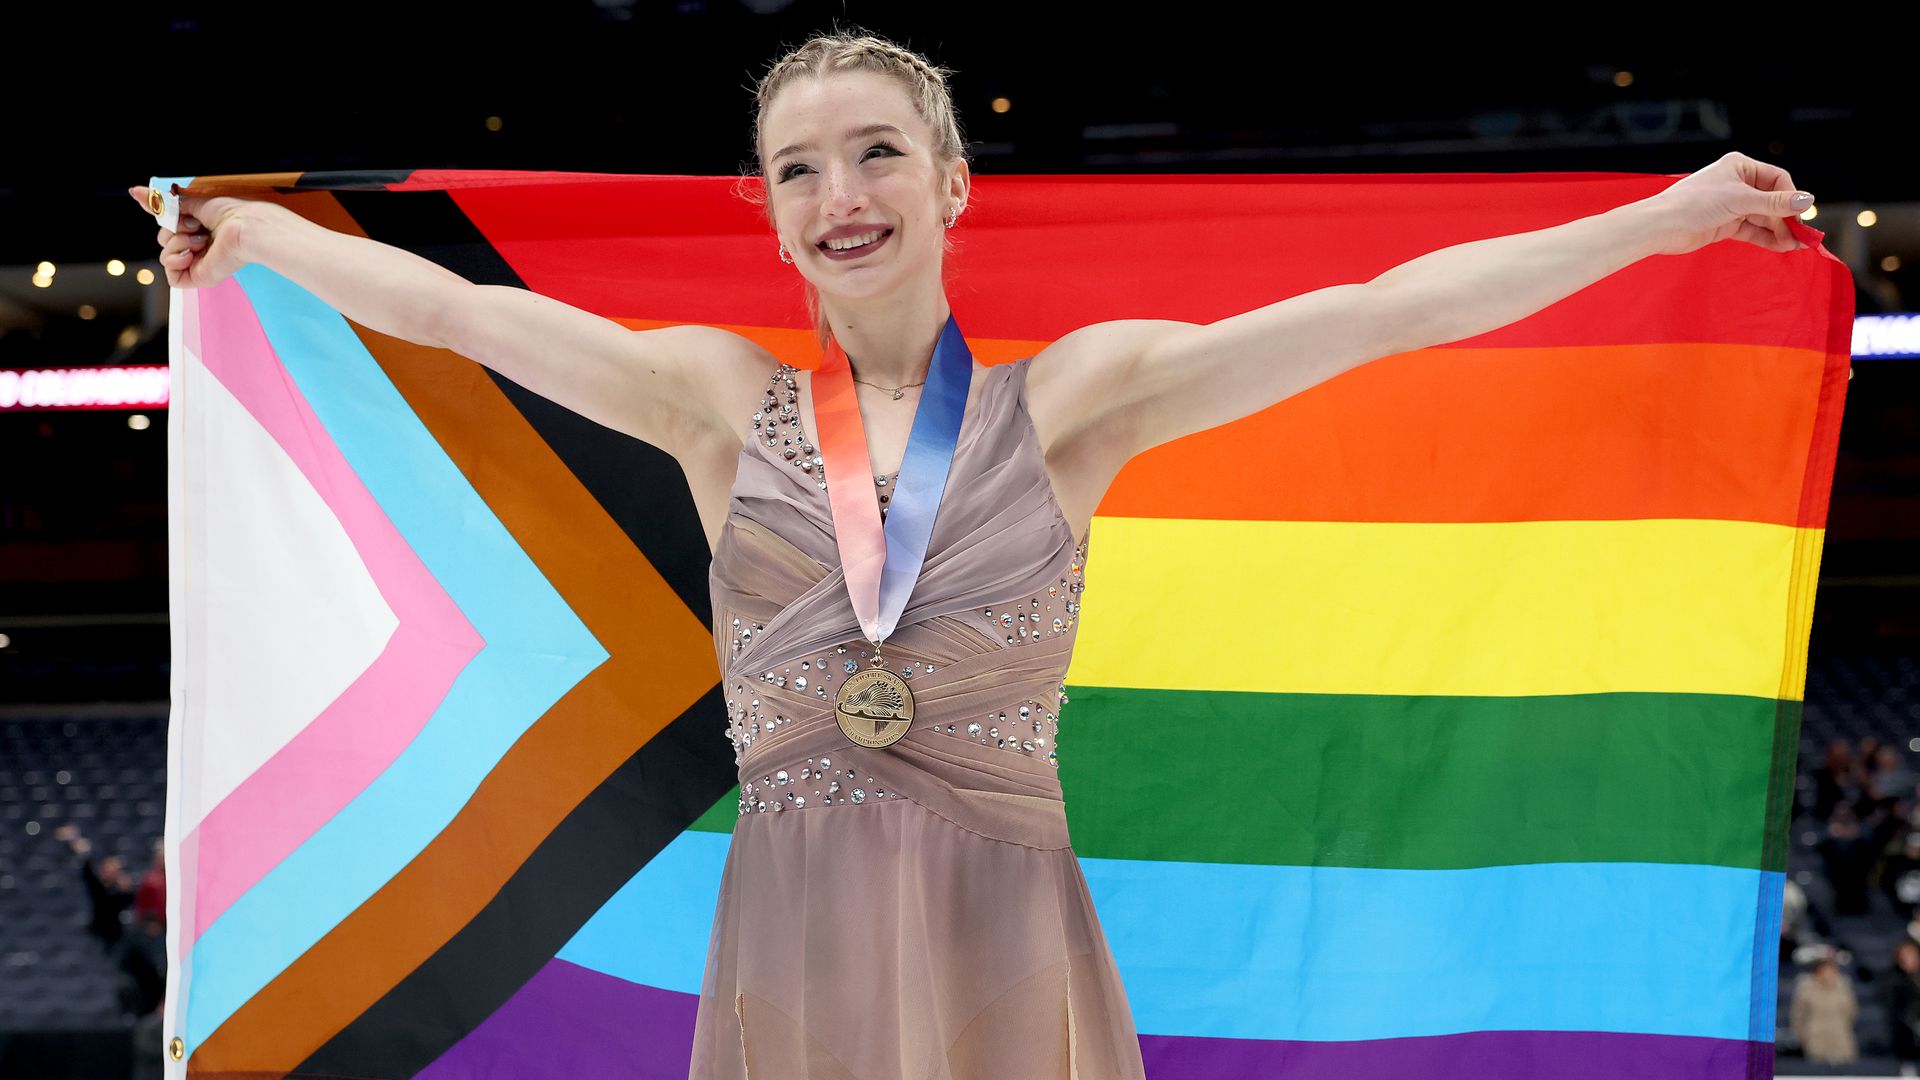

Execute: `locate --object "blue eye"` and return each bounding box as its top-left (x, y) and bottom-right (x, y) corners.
top-left (778, 142), bottom-right (901, 183)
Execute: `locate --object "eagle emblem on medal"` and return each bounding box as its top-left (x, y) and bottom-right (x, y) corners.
top-left (835, 667), bottom-right (915, 748)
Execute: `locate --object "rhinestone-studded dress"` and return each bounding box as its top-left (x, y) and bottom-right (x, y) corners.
top-left (689, 356), bottom-right (1145, 1079)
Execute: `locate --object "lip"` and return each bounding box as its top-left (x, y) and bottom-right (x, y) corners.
top-left (816, 227), bottom-right (894, 261)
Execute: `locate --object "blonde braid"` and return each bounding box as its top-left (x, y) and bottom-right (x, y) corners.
top-left (736, 27), bottom-right (973, 350)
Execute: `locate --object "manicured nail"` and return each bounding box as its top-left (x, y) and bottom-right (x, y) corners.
top-left (1790, 192), bottom-right (1814, 210)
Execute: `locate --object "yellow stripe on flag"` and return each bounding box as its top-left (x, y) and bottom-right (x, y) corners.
top-left (1071, 515), bottom-right (1816, 701)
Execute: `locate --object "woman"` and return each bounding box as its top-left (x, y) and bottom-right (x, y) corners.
top-left (133, 28), bottom-right (1814, 1080)
top-left (1790, 954), bottom-right (1859, 1065)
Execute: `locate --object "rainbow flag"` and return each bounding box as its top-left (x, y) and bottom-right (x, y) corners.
top-left (156, 167), bottom-right (1850, 1078)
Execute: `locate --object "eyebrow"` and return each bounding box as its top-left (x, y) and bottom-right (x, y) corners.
top-left (771, 123), bottom-right (910, 165)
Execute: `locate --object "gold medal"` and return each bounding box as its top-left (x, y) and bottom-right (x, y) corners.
top-left (835, 646), bottom-right (914, 748)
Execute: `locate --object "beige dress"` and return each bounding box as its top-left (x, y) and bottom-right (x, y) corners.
top-left (1790, 970), bottom-right (1859, 1063)
top-left (688, 356), bottom-right (1146, 1079)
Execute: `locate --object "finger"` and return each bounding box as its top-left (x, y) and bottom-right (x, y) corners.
top-left (1737, 154), bottom-right (1795, 195)
top-left (156, 225), bottom-right (174, 246)
top-left (1751, 187), bottom-right (1814, 222)
top-left (1734, 219), bottom-right (1794, 252)
top-left (1750, 212), bottom-right (1791, 248)
top-left (179, 215), bottom-right (201, 234)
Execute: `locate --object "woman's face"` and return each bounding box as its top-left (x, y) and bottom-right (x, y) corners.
top-left (760, 69), bottom-right (966, 302)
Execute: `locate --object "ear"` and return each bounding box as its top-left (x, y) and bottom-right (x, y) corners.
top-left (945, 157), bottom-right (970, 214)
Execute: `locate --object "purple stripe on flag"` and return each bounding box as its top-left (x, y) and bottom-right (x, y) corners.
top-left (1138, 1027), bottom-right (1765, 1080)
top-left (420, 960), bottom-right (696, 1080)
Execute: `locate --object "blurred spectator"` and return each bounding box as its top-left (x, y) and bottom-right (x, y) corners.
top-left (1791, 953), bottom-right (1859, 1064)
top-left (1783, 878), bottom-right (1811, 966)
top-left (109, 909), bottom-right (166, 1019)
top-left (134, 836), bottom-right (166, 927)
top-left (54, 823), bottom-right (133, 948)
top-left (1858, 744), bottom-right (1916, 849)
top-left (1882, 831), bottom-right (1920, 920)
top-left (1818, 805), bottom-right (1878, 916)
top-left (1813, 740), bottom-right (1864, 822)
top-left (1885, 940), bottom-right (1920, 1073)
top-left (1862, 737), bottom-right (1886, 768)
top-left (1873, 745), bottom-right (1920, 803)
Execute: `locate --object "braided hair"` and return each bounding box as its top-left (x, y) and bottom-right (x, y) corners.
top-left (736, 26), bottom-right (973, 350)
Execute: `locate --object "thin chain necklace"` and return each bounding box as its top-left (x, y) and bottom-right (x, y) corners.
top-left (846, 371), bottom-right (924, 496)
top-left (850, 373), bottom-right (927, 400)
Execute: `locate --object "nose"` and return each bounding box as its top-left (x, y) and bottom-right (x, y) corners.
top-left (819, 159), bottom-right (870, 220)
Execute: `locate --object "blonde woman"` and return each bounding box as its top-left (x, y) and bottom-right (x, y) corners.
top-left (134, 27), bottom-right (1814, 1080)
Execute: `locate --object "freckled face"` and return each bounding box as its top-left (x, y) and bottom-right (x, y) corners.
top-left (761, 70), bottom-right (962, 299)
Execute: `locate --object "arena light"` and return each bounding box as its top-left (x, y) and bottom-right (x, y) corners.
top-left (0, 365), bottom-right (170, 411)
top-left (1853, 314), bottom-right (1920, 360)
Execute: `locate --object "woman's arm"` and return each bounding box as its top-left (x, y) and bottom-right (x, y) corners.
top-left (1363, 197), bottom-right (1675, 356)
top-left (236, 201), bottom-right (756, 456)
top-left (1363, 149), bottom-right (1810, 355)
top-left (235, 201), bottom-right (470, 349)
top-left (1032, 152), bottom-right (1812, 463)
top-left (1029, 199), bottom-right (1667, 464)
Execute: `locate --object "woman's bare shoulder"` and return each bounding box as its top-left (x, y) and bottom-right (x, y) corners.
top-left (649, 323), bottom-right (785, 455)
top-left (1022, 320), bottom-right (1170, 459)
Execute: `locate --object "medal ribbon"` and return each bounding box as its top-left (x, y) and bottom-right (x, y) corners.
top-left (813, 312), bottom-right (973, 649)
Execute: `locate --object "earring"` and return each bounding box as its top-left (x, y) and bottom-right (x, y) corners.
top-left (944, 206), bottom-right (959, 229)
top-left (778, 242), bottom-right (794, 264)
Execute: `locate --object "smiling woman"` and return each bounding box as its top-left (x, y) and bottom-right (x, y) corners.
top-left (730, 33), bottom-right (972, 368)
top-left (695, 28), bottom-right (1153, 1080)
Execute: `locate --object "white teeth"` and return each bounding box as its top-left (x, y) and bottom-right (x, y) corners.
top-left (823, 229), bottom-right (885, 251)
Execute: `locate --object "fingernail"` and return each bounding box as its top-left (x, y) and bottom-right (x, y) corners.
top-left (1790, 192), bottom-right (1814, 210)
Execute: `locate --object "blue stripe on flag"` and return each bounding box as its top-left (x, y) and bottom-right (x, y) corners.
top-left (184, 265), bottom-right (609, 1048)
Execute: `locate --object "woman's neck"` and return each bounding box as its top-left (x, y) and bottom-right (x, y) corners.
top-left (821, 278), bottom-right (952, 388)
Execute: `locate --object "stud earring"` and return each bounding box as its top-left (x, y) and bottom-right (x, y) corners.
top-left (778, 242), bottom-right (794, 264)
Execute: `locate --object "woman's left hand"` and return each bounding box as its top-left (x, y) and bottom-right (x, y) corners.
top-left (1644, 151), bottom-right (1815, 257)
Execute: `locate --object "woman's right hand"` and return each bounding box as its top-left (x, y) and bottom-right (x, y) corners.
top-left (128, 184), bottom-right (260, 290)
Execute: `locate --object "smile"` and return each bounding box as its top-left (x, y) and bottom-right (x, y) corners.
top-left (817, 228), bottom-right (894, 260)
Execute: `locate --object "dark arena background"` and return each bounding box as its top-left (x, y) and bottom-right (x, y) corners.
top-left (1, 5), bottom-right (1913, 1078)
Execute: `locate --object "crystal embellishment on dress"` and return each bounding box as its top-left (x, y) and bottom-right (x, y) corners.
top-left (755, 364), bottom-right (824, 489)
top-left (930, 695), bottom-right (1064, 766)
top-left (737, 754), bottom-right (906, 816)
top-left (752, 361), bottom-right (894, 507)
top-left (756, 363), bottom-right (900, 507)
top-left (980, 538), bottom-right (1087, 647)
